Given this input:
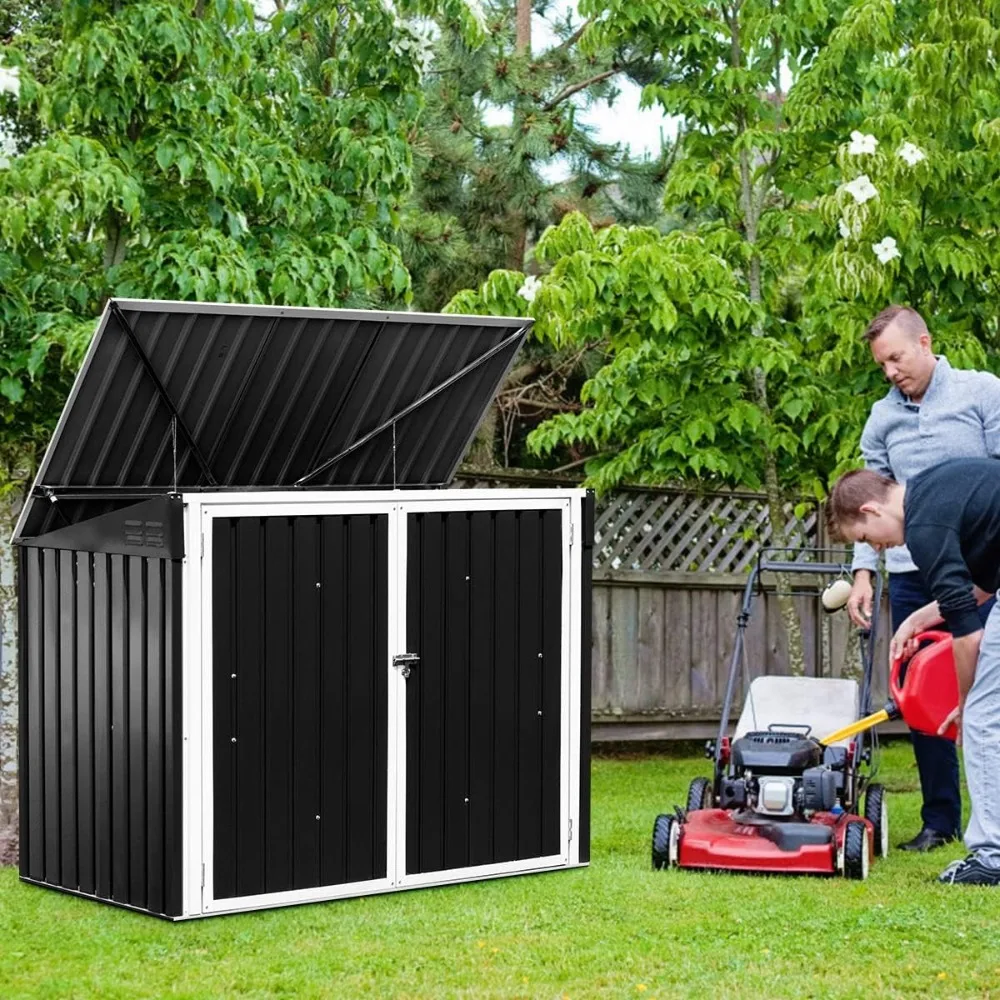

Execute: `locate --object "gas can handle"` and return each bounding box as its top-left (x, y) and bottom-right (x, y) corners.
top-left (889, 629), bottom-right (951, 700)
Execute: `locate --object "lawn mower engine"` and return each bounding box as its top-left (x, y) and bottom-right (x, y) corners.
top-left (719, 731), bottom-right (845, 819)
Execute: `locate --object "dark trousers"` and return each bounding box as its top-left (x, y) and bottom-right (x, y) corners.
top-left (889, 571), bottom-right (995, 837)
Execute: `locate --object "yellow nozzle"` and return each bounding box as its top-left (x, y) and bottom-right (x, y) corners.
top-left (819, 709), bottom-right (890, 747)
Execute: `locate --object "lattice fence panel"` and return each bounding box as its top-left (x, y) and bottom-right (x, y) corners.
top-left (453, 472), bottom-right (820, 574)
top-left (593, 490), bottom-right (818, 573)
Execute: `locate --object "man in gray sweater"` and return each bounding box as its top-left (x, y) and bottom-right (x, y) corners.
top-left (846, 305), bottom-right (1000, 851)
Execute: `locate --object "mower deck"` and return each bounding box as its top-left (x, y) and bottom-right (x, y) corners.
top-left (677, 808), bottom-right (874, 875)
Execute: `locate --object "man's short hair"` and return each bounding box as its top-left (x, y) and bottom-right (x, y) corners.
top-left (826, 469), bottom-right (896, 540)
top-left (863, 304), bottom-right (928, 343)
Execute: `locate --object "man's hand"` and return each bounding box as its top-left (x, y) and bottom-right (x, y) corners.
top-left (938, 702), bottom-right (963, 745)
top-left (847, 571), bottom-right (873, 628)
top-left (890, 615), bottom-right (924, 663)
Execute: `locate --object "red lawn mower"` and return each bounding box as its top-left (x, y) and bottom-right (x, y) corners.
top-left (652, 551), bottom-right (887, 880)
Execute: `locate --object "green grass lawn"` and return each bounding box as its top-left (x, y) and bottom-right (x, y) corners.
top-left (2, 741), bottom-right (999, 999)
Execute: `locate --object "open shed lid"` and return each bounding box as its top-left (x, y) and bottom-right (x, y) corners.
top-left (15, 298), bottom-right (531, 542)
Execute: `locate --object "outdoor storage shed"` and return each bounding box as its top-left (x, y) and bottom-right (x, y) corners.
top-left (13, 298), bottom-right (592, 920)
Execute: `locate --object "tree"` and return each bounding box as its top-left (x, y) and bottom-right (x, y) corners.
top-left (789, 0), bottom-right (1000, 448)
top-left (399, 0), bottom-right (675, 314)
top-left (445, 0), bottom-right (1000, 672)
top-left (400, 0), bottom-right (680, 467)
top-left (0, 0), bottom-right (482, 860)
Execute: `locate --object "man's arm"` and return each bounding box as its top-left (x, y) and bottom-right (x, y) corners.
top-left (907, 523), bottom-right (982, 637)
top-left (953, 631), bottom-right (983, 699)
top-left (888, 586), bottom-right (993, 660)
top-left (848, 413), bottom-right (891, 625)
top-left (938, 630), bottom-right (984, 744)
top-left (975, 371), bottom-right (1000, 456)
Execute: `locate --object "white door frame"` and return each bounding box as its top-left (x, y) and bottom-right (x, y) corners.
top-left (180, 489), bottom-right (584, 917)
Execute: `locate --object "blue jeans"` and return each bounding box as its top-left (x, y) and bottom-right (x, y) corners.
top-left (889, 572), bottom-right (994, 838)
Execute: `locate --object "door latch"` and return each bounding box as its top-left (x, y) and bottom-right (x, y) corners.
top-left (392, 653), bottom-right (420, 678)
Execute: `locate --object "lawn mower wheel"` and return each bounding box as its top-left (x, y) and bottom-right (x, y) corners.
top-left (652, 813), bottom-right (678, 870)
top-left (843, 820), bottom-right (869, 880)
top-left (686, 777), bottom-right (713, 812)
top-left (864, 783), bottom-right (888, 858)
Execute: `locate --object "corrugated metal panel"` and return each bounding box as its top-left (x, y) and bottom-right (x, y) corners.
top-left (405, 509), bottom-right (563, 875)
top-left (16, 300), bottom-right (530, 540)
top-left (212, 514), bottom-right (389, 899)
top-left (18, 546), bottom-right (183, 916)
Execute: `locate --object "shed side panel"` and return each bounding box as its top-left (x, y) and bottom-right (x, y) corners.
top-left (18, 546), bottom-right (183, 917)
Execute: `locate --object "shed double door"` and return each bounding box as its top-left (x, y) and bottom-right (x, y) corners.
top-left (204, 501), bottom-right (569, 911)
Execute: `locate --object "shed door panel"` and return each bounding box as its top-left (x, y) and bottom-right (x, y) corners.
top-left (212, 514), bottom-right (388, 899)
top-left (405, 510), bottom-right (563, 875)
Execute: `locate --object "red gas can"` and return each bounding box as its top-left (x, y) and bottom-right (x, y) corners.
top-left (889, 630), bottom-right (959, 741)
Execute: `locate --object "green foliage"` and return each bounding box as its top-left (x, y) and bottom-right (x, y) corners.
top-left (0, 0), bottom-right (472, 484)
top-left (448, 211), bottom-right (846, 496)
top-left (447, 2), bottom-right (1000, 497)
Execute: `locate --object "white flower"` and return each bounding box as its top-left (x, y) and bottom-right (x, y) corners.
top-left (838, 216), bottom-right (862, 240)
top-left (389, 20), bottom-right (435, 79)
top-left (410, 23), bottom-right (435, 76)
top-left (848, 130), bottom-right (878, 155)
top-left (872, 236), bottom-right (901, 264)
top-left (898, 141), bottom-right (926, 166)
top-left (517, 274), bottom-right (541, 303)
top-left (464, 0), bottom-right (488, 31)
top-left (0, 62), bottom-right (20, 99)
top-left (844, 174), bottom-right (878, 204)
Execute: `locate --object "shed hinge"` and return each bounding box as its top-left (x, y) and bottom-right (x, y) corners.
top-left (201, 863), bottom-right (206, 889)
top-left (200, 533), bottom-right (205, 559)
top-left (569, 523), bottom-right (574, 546)
top-left (568, 818), bottom-right (573, 843)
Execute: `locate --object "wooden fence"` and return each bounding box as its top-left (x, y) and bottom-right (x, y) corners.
top-left (456, 470), bottom-right (894, 741)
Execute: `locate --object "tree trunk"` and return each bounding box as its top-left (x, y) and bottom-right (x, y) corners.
top-left (742, 161), bottom-right (806, 676)
top-left (725, 4), bottom-right (805, 674)
top-left (465, 401), bottom-right (500, 469)
top-left (755, 390), bottom-right (807, 676)
top-left (507, 0), bottom-right (531, 273)
top-left (0, 489), bottom-right (22, 866)
top-left (515, 0), bottom-right (530, 53)
top-left (507, 226), bottom-right (528, 272)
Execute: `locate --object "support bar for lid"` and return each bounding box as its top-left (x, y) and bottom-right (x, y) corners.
top-left (295, 322), bottom-right (531, 487)
top-left (298, 316), bottom-right (391, 485)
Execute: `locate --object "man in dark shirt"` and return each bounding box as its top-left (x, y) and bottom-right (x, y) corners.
top-left (827, 457), bottom-right (1000, 885)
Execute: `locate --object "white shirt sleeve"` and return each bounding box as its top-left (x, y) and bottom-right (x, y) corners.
top-left (850, 412), bottom-right (889, 574)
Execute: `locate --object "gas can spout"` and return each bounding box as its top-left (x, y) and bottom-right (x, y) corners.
top-left (819, 705), bottom-right (899, 747)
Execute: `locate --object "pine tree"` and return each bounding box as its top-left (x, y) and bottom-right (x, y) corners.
top-left (399, 0), bottom-right (680, 469)
top-left (399, 0), bottom-right (676, 313)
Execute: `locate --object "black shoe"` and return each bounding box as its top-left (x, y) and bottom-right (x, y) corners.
top-left (938, 854), bottom-right (1000, 885)
top-left (898, 828), bottom-right (956, 852)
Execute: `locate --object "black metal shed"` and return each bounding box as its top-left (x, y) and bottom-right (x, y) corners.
top-left (14, 299), bottom-right (592, 919)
